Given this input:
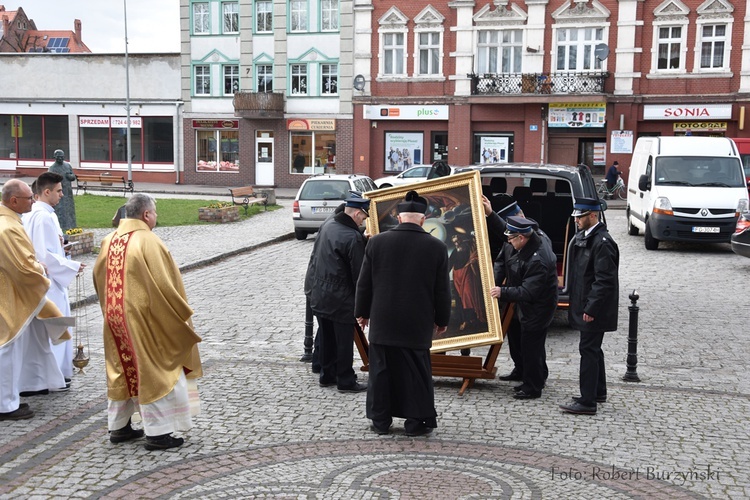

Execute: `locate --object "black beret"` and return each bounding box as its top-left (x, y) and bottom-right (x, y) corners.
top-left (397, 190), bottom-right (428, 214)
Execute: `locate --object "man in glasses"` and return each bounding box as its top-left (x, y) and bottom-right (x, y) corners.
top-left (560, 197), bottom-right (619, 416)
top-left (490, 215), bottom-right (558, 400)
top-left (306, 192), bottom-right (370, 393)
top-left (0, 180), bottom-right (70, 421)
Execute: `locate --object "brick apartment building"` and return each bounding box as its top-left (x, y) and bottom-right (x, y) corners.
top-left (349, 0), bottom-right (750, 180)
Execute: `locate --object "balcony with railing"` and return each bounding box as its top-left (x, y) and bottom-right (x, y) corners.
top-left (469, 72), bottom-right (608, 96)
top-left (233, 91), bottom-right (285, 119)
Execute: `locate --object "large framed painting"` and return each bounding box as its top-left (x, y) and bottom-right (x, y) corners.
top-left (364, 170), bottom-right (503, 353)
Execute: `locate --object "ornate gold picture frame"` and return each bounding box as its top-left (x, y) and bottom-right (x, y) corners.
top-left (364, 170), bottom-right (503, 353)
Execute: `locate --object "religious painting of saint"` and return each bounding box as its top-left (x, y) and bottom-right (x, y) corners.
top-left (364, 170), bottom-right (503, 352)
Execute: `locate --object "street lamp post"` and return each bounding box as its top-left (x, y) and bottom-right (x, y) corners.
top-left (123, 0), bottom-right (132, 183)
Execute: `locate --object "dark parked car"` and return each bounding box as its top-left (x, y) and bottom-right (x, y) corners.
top-left (455, 163), bottom-right (603, 308)
top-left (730, 212), bottom-right (750, 258)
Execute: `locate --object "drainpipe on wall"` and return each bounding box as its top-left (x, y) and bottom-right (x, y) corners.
top-left (174, 101), bottom-right (183, 184)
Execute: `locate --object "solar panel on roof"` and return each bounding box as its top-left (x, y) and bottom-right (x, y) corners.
top-left (47, 37), bottom-right (69, 49)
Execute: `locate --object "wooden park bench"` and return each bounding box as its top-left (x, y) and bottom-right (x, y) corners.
top-left (228, 186), bottom-right (268, 214)
top-left (75, 174), bottom-right (134, 196)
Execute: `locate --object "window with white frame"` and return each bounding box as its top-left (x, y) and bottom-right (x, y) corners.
top-left (291, 64), bottom-right (308, 95)
top-left (256, 0), bottom-right (272, 33)
top-left (699, 24), bottom-right (727, 69)
top-left (321, 0), bottom-right (338, 31)
top-left (556, 27), bottom-right (604, 72)
top-left (222, 2), bottom-right (239, 33)
top-left (477, 30), bottom-right (522, 74)
top-left (321, 64), bottom-right (338, 95)
top-left (195, 65), bottom-right (210, 95)
top-left (257, 64), bottom-right (273, 92)
top-left (193, 2), bottom-right (209, 34)
top-left (383, 33), bottom-right (405, 76)
top-left (656, 26), bottom-right (683, 70)
top-left (417, 32), bottom-right (441, 75)
top-left (290, 0), bottom-right (308, 32)
top-left (224, 65), bottom-right (239, 94)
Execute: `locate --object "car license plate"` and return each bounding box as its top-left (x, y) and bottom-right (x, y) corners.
top-left (312, 206), bottom-right (336, 214)
top-left (692, 226), bottom-right (720, 233)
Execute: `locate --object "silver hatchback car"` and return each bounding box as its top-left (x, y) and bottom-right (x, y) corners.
top-left (292, 174), bottom-right (377, 240)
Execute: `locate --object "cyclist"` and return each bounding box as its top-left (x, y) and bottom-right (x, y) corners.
top-left (605, 161), bottom-right (623, 192)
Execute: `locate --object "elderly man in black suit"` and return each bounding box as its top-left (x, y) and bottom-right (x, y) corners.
top-left (355, 190), bottom-right (451, 436)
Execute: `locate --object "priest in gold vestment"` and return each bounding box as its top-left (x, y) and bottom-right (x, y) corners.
top-left (93, 194), bottom-right (202, 450)
top-left (1, 180), bottom-right (70, 421)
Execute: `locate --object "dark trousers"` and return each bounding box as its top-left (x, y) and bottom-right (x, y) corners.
top-left (317, 317), bottom-right (356, 389)
top-left (520, 327), bottom-right (548, 394)
top-left (579, 330), bottom-right (607, 406)
top-left (506, 315), bottom-right (523, 374)
top-left (507, 315), bottom-right (549, 384)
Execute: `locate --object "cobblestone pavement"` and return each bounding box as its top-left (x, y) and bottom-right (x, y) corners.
top-left (1, 194), bottom-right (747, 499)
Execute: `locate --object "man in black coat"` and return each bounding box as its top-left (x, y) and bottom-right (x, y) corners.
top-left (355, 190), bottom-right (451, 436)
top-left (305, 194), bottom-right (370, 393)
top-left (483, 196), bottom-right (555, 384)
top-left (560, 197), bottom-right (619, 415)
top-left (490, 216), bottom-right (558, 399)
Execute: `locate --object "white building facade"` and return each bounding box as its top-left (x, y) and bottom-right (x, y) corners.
top-left (0, 53), bottom-right (183, 183)
top-left (181, 0), bottom-right (355, 189)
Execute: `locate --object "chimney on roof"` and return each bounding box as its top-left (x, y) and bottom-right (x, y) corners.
top-left (74, 19), bottom-right (82, 44)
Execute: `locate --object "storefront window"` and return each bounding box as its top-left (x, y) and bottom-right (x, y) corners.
top-left (144, 117), bottom-right (174, 162)
top-left (80, 116), bottom-right (173, 166)
top-left (290, 131), bottom-right (336, 174)
top-left (111, 127), bottom-right (142, 163)
top-left (17, 115), bottom-right (42, 159)
top-left (196, 128), bottom-right (239, 172)
top-left (0, 115), bottom-right (69, 160)
top-left (44, 116), bottom-right (69, 159)
top-left (80, 126), bottom-right (110, 162)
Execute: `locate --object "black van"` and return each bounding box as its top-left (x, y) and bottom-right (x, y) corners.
top-left (455, 163), bottom-right (602, 308)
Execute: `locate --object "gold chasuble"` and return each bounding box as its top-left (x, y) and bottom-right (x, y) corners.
top-left (0, 205), bottom-right (68, 348)
top-left (93, 219), bottom-right (202, 406)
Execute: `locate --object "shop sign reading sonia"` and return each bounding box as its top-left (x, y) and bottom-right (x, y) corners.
top-left (643, 104), bottom-right (732, 120)
top-left (364, 105), bottom-right (449, 121)
top-left (79, 116), bottom-right (142, 128)
top-left (673, 122), bottom-right (727, 132)
top-left (287, 119), bottom-right (336, 131)
top-left (192, 119), bottom-right (239, 129)
top-left (548, 103), bottom-right (606, 128)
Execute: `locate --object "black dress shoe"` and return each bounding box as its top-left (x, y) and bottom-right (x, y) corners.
top-left (559, 401), bottom-right (597, 415)
top-left (405, 426), bottom-right (433, 437)
top-left (0, 406), bottom-right (34, 420)
top-left (319, 379), bottom-right (336, 387)
top-left (144, 434), bottom-right (184, 451)
top-left (498, 370), bottom-right (522, 381)
top-left (370, 424), bottom-right (391, 435)
top-left (514, 390), bottom-right (541, 400)
top-left (338, 382), bottom-right (367, 393)
top-left (19, 389), bottom-right (49, 397)
top-left (512, 384), bottom-right (526, 392)
top-left (573, 395), bottom-right (607, 404)
top-left (110, 424), bottom-right (145, 443)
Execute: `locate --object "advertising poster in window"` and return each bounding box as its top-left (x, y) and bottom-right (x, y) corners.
top-left (479, 137), bottom-right (509, 164)
top-left (385, 132), bottom-right (423, 172)
top-left (548, 103), bottom-right (606, 128)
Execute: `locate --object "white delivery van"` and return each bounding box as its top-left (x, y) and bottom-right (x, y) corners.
top-left (626, 136), bottom-right (749, 250)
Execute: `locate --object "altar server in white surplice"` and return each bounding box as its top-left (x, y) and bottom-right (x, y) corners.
top-left (22, 172), bottom-right (85, 386)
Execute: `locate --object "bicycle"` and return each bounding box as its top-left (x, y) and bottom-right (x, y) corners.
top-left (597, 176), bottom-right (627, 200)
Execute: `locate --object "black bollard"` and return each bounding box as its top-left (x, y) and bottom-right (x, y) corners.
top-left (622, 290), bottom-right (641, 382)
top-left (300, 296), bottom-right (313, 362)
